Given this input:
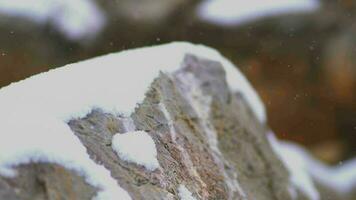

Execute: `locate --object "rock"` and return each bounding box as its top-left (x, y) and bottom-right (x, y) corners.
top-left (0, 44), bottom-right (309, 199)
top-left (0, 163), bottom-right (96, 200)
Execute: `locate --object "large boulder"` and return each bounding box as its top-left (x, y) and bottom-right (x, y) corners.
top-left (0, 42), bottom-right (315, 200)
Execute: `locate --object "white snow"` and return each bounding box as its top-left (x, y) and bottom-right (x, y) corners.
top-left (178, 185), bottom-right (197, 200)
top-left (268, 132), bottom-right (356, 199)
top-left (112, 131), bottom-right (159, 171)
top-left (0, 42), bottom-right (265, 123)
top-left (0, 42), bottom-right (264, 200)
top-left (197, 0), bottom-right (320, 26)
top-left (0, 0), bottom-right (106, 41)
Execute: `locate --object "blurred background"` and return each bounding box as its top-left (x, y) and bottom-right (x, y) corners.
top-left (0, 0), bottom-right (355, 164)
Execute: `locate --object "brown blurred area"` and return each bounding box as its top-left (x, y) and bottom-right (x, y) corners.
top-left (0, 0), bottom-right (355, 163)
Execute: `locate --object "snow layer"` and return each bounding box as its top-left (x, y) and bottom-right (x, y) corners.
top-left (198, 0), bottom-right (320, 26)
top-left (178, 185), bottom-right (197, 200)
top-left (0, 42), bottom-right (264, 199)
top-left (0, 0), bottom-right (105, 41)
top-left (0, 42), bottom-right (265, 123)
top-left (112, 131), bottom-right (159, 171)
top-left (268, 132), bottom-right (356, 199)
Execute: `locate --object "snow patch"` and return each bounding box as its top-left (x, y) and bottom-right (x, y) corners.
top-left (111, 131), bottom-right (159, 171)
top-left (178, 185), bottom-right (196, 200)
top-left (158, 103), bottom-right (178, 142)
top-left (0, 0), bottom-right (106, 41)
top-left (198, 0), bottom-right (320, 26)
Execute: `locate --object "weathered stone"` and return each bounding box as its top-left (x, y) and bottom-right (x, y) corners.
top-left (0, 163), bottom-right (96, 200)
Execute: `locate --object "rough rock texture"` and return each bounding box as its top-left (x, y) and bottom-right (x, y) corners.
top-left (0, 54), bottom-right (301, 200)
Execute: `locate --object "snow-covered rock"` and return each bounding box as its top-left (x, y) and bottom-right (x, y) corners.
top-left (0, 0), bottom-right (106, 41)
top-left (0, 42), bottom-right (301, 200)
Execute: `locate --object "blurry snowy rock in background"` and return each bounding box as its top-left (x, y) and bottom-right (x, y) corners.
top-left (267, 133), bottom-right (319, 200)
top-left (197, 0), bottom-right (320, 26)
top-left (0, 0), bottom-right (106, 41)
top-left (101, 0), bottom-right (187, 26)
top-left (268, 132), bottom-right (356, 200)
